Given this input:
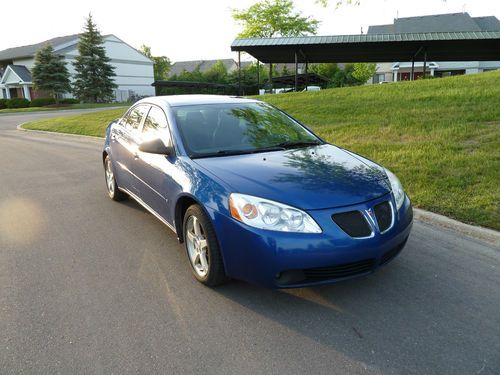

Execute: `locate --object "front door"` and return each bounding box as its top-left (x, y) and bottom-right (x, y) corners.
top-left (133, 105), bottom-right (176, 223)
top-left (111, 104), bottom-right (149, 195)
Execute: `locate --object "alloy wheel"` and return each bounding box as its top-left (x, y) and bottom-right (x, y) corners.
top-left (186, 215), bottom-right (209, 278)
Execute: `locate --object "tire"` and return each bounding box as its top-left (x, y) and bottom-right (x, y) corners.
top-left (183, 204), bottom-right (227, 286)
top-left (104, 155), bottom-right (128, 201)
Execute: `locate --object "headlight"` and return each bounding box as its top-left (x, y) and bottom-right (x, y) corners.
top-left (385, 169), bottom-right (405, 210)
top-left (229, 193), bottom-right (322, 233)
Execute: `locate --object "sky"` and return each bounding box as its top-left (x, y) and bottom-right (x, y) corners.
top-left (1, 0), bottom-right (499, 62)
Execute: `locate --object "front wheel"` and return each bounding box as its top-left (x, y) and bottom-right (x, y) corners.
top-left (104, 155), bottom-right (128, 201)
top-left (183, 205), bottom-right (227, 286)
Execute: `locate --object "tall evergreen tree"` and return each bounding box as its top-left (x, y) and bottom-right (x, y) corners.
top-left (31, 44), bottom-right (71, 104)
top-left (73, 14), bottom-right (116, 102)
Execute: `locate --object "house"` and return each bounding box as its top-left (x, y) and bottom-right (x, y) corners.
top-left (168, 59), bottom-right (253, 77)
top-left (168, 59), bottom-right (304, 79)
top-left (0, 34), bottom-right (154, 101)
top-left (367, 13), bottom-right (500, 83)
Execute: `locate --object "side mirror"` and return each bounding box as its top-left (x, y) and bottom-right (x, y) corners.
top-left (139, 138), bottom-right (173, 155)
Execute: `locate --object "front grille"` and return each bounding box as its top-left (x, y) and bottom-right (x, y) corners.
top-left (380, 237), bottom-right (408, 265)
top-left (374, 201), bottom-right (393, 232)
top-left (332, 211), bottom-right (372, 237)
top-left (303, 259), bottom-right (376, 281)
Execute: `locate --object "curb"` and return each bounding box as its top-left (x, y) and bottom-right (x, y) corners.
top-left (414, 208), bottom-right (499, 248)
top-left (14, 124), bottom-right (500, 248)
top-left (17, 122), bottom-right (104, 141)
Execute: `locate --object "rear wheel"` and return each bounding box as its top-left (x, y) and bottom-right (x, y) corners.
top-left (104, 155), bottom-right (128, 201)
top-left (183, 204), bottom-right (227, 286)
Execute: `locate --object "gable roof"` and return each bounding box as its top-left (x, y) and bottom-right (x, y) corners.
top-left (368, 13), bottom-right (500, 34)
top-left (0, 64), bottom-right (32, 84)
top-left (9, 65), bottom-right (32, 82)
top-left (0, 34), bottom-right (80, 62)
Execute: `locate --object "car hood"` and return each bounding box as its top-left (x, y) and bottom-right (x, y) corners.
top-left (193, 144), bottom-right (390, 210)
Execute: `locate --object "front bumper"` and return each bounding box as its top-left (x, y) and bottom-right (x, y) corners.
top-left (209, 193), bottom-right (413, 288)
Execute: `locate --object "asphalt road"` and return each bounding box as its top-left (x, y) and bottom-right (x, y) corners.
top-left (0, 110), bottom-right (499, 375)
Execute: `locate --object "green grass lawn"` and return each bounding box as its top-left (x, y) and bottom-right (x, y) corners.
top-left (22, 108), bottom-right (127, 137)
top-left (0, 102), bottom-right (127, 114)
top-left (23, 72), bottom-right (500, 229)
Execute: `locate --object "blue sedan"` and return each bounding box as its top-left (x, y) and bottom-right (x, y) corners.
top-left (103, 95), bottom-right (413, 288)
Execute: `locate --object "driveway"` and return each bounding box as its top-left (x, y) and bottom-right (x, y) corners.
top-left (0, 110), bottom-right (499, 374)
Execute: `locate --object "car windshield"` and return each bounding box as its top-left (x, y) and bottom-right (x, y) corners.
top-left (172, 102), bottom-right (322, 158)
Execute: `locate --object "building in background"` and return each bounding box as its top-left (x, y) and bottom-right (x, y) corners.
top-left (0, 34), bottom-right (154, 101)
top-left (168, 59), bottom-right (303, 78)
top-left (168, 59), bottom-right (249, 77)
top-left (368, 13), bottom-right (500, 83)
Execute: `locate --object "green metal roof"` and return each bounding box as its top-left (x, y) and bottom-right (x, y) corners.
top-left (232, 31), bottom-right (500, 48)
top-left (231, 31), bottom-right (500, 63)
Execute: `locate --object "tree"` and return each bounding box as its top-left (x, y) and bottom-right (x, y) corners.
top-left (31, 44), bottom-right (71, 103)
top-left (204, 61), bottom-right (229, 83)
top-left (352, 63), bottom-right (377, 83)
top-left (139, 44), bottom-right (171, 81)
top-left (73, 14), bottom-right (116, 102)
top-left (309, 63), bottom-right (340, 80)
top-left (232, 0), bottom-right (319, 38)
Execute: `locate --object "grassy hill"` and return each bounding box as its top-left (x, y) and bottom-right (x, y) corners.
top-left (24, 72), bottom-right (500, 229)
top-left (260, 72), bottom-right (500, 230)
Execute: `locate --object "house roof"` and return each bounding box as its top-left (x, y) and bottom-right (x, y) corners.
top-left (9, 65), bottom-right (32, 82)
top-left (473, 16), bottom-right (500, 31)
top-left (367, 24), bottom-right (394, 34)
top-left (169, 59), bottom-right (252, 76)
top-left (368, 13), bottom-right (500, 34)
top-left (0, 34), bottom-right (80, 62)
top-left (0, 64), bottom-right (32, 85)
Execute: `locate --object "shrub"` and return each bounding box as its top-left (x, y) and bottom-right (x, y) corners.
top-left (6, 97), bottom-right (30, 108)
top-left (59, 98), bottom-right (79, 104)
top-left (0, 98), bottom-right (8, 109)
top-left (30, 97), bottom-right (56, 107)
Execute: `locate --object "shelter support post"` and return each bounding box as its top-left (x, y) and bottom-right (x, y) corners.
top-left (294, 51), bottom-right (298, 92)
top-left (305, 61), bottom-right (309, 91)
top-left (411, 58), bottom-right (415, 81)
top-left (423, 48), bottom-right (427, 79)
top-left (256, 60), bottom-right (260, 90)
top-left (238, 51), bottom-right (242, 95)
top-left (269, 63), bottom-right (273, 93)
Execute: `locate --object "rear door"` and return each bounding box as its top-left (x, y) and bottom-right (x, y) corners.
top-left (111, 104), bottom-right (150, 194)
top-left (133, 105), bottom-right (176, 223)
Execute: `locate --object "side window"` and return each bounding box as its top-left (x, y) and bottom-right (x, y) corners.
top-left (122, 105), bottom-right (149, 132)
top-left (142, 106), bottom-right (169, 142)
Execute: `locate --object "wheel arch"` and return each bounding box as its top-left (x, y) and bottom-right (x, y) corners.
top-left (102, 150), bottom-right (109, 164)
top-left (175, 194), bottom-right (201, 243)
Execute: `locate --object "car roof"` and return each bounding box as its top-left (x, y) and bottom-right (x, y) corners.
top-left (137, 95), bottom-right (259, 108)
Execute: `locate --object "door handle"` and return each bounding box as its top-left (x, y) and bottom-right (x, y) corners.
top-left (133, 152), bottom-right (139, 160)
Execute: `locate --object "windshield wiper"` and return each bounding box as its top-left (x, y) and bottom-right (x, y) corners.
top-left (275, 140), bottom-right (322, 149)
top-left (192, 149), bottom-right (259, 158)
top-left (191, 141), bottom-right (322, 159)
top-left (191, 146), bottom-right (287, 159)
